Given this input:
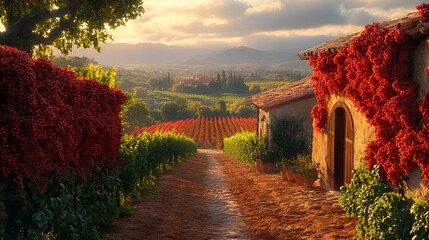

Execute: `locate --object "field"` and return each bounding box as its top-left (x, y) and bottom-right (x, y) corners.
top-left (140, 80), bottom-right (289, 109)
top-left (134, 117), bottom-right (257, 148)
top-left (142, 90), bottom-right (251, 109)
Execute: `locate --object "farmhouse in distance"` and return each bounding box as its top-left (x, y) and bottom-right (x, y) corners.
top-left (180, 76), bottom-right (215, 87)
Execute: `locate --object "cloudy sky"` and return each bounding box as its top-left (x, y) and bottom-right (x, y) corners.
top-left (107, 0), bottom-right (424, 51)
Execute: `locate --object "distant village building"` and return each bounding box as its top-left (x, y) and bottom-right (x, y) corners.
top-left (180, 76), bottom-right (215, 86)
top-left (247, 77), bottom-right (317, 145)
top-left (298, 11), bottom-right (429, 198)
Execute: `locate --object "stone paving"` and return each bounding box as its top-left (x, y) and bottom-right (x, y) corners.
top-left (215, 152), bottom-right (357, 240)
top-left (204, 154), bottom-right (252, 239)
top-left (106, 150), bottom-right (357, 239)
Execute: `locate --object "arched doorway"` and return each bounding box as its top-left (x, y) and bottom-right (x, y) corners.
top-left (327, 102), bottom-right (354, 190)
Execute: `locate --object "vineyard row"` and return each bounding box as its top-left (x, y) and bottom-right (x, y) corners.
top-left (134, 117), bottom-right (257, 148)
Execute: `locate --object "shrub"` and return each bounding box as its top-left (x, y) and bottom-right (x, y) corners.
top-left (249, 136), bottom-right (277, 164)
top-left (0, 163), bottom-right (121, 239)
top-left (253, 145), bottom-right (276, 164)
top-left (0, 46), bottom-right (125, 239)
top-left (270, 116), bottom-right (308, 160)
top-left (0, 46), bottom-right (126, 190)
top-left (339, 156), bottom-right (429, 240)
top-left (339, 157), bottom-right (402, 239)
top-left (224, 132), bottom-right (258, 166)
top-left (296, 154), bottom-right (319, 180)
top-left (120, 132), bottom-right (197, 197)
top-left (410, 199), bottom-right (429, 239)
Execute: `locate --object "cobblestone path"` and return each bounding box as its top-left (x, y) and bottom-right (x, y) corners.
top-left (105, 150), bottom-right (357, 239)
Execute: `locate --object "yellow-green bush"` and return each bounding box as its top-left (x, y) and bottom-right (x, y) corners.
top-left (223, 132), bottom-right (258, 166)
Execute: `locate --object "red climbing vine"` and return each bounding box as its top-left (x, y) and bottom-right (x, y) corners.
top-left (417, 3), bottom-right (429, 23)
top-left (309, 7), bottom-right (429, 184)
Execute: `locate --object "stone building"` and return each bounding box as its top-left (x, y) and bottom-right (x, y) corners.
top-left (298, 11), bottom-right (429, 198)
top-left (247, 77), bottom-right (317, 145)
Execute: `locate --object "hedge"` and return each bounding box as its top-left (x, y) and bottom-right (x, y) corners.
top-left (120, 132), bottom-right (197, 197)
top-left (0, 46), bottom-right (125, 239)
top-left (0, 46), bottom-right (126, 190)
top-left (223, 132), bottom-right (258, 166)
top-left (0, 46), bottom-right (197, 239)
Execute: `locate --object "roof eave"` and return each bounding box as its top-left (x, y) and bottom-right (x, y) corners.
top-left (298, 12), bottom-right (429, 60)
top-left (260, 93), bottom-right (315, 112)
top-left (249, 92), bottom-right (315, 112)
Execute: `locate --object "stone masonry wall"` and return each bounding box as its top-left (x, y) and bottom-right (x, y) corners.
top-left (268, 96), bottom-right (317, 145)
top-left (406, 36), bottom-right (429, 201)
top-left (312, 94), bottom-right (375, 189)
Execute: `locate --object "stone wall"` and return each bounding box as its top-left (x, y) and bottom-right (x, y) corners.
top-left (268, 96), bottom-right (317, 145)
top-left (256, 96), bottom-right (317, 149)
top-left (411, 36), bottom-right (429, 101)
top-left (311, 94), bottom-right (375, 189)
top-left (257, 109), bottom-right (270, 142)
top-left (406, 36), bottom-right (429, 201)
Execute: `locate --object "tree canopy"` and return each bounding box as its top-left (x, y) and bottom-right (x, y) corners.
top-left (0, 0), bottom-right (144, 57)
top-left (123, 98), bottom-right (153, 131)
top-left (161, 102), bottom-right (179, 122)
top-left (69, 63), bottom-right (119, 88)
top-left (51, 55), bottom-right (98, 68)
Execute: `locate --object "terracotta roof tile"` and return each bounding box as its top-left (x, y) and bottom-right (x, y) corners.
top-left (298, 12), bottom-right (429, 60)
top-left (247, 77), bottom-right (314, 111)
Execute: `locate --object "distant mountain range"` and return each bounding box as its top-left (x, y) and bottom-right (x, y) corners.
top-left (64, 43), bottom-right (310, 70)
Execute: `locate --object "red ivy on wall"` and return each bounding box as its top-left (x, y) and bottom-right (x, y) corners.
top-left (417, 3), bottom-right (429, 23)
top-left (309, 20), bottom-right (429, 184)
top-left (0, 46), bottom-right (126, 191)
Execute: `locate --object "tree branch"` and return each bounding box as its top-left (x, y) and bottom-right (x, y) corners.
top-left (8, 0), bottom-right (84, 32)
top-left (32, 9), bottom-right (80, 46)
top-left (3, 0), bottom-right (19, 29)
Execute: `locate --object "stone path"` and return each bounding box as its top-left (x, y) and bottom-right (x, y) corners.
top-left (216, 153), bottom-right (357, 240)
top-left (204, 154), bottom-right (251, 239)
top-left (105, 150), bottom-right (357, 239)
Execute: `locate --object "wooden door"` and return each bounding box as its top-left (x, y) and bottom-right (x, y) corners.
top-left (344, 110), bottom-right (354, 184)
top-left (334, 108), bottom-right (345, 190)
top-left (327, 110), bottom-right (336, 188)
top-left (327, 103), bottom-right (354, 190)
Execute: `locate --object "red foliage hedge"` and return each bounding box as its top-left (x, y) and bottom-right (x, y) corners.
top-left (0, 46), bottom-right (126, 190)
top-left (309, 21), bottom-right (429, 184)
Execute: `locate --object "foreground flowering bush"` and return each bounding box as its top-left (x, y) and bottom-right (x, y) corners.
top-left (0, 46), bottom-right (127, 190)
top-left (0, 47), bottom-right (199, 238)
top-left (0, 46), bottom-right (126, 238)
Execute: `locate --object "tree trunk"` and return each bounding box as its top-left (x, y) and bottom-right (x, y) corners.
top-left (0, 34), bottom-right (34, 57)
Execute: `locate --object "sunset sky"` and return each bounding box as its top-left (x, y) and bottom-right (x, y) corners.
top-left (107, 0), bottom-right (424, 50)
